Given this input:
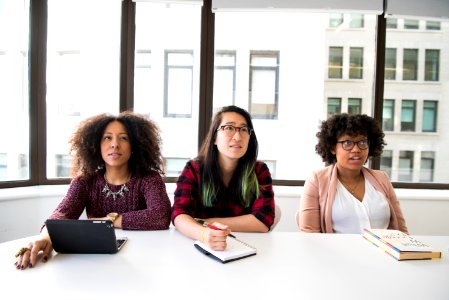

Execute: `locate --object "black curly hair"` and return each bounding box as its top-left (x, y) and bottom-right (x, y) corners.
top-left (315, 113), bottom-right (386, 164)
top-left (68, 111), bottom-right (164, 178)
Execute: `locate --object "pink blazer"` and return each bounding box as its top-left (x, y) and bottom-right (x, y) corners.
top-left (297, 164), bottom-right (408, 234)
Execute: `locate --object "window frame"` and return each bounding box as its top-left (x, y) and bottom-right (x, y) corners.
top-left (1, 0), bottom-right (448, 190)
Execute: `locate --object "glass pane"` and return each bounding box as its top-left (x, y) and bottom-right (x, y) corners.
top-left (134, 2), bottom-right (202, 173)
top-left (422, 100), bottom-right (437, 132)
top-left (46, 0), bottom-right (121, 179)
top-left (214, 11), bottom-right (378, 180)
top-left (403, 49), bottom-right (418, 80)
top-left (383, 19), bottom-right (449, 183)
top-left (0, 0), bottom-right (30, 181)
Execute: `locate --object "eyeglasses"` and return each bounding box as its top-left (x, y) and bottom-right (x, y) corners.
top-left (336, 139), bottom-right (369, 151)
top-left (217, 125), bottom-right (252, 137)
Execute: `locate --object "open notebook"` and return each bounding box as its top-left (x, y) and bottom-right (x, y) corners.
top-left (45, 219), bottom-right (128, 254)
top-left (194, 235), bottom-right (257, 263)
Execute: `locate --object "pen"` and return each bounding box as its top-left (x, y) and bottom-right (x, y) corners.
top-left (207, 224), bottom-right (236, 238)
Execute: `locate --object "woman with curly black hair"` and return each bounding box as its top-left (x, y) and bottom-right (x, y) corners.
top-left (15, 111), bottom-right (171, 270)
top-left (297, 113), bottom-right (408, 234)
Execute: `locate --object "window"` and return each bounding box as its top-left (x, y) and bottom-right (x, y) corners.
top-left (403, 49), bottom-right (418, 80)
top-left (426, 21), bottom-right (441, 30)
top-left (385, 17), bottom-right (449, 184)
top-left (164, 158), bottom-right (189, 177)
top-left (383, 99), bottom-right (395, 131)
top-left (348, 98), bottom-right (361, 115)
top-left (425, 49), bottom-right (439, 81)
top-left (328, 47), bottom-right (343, 79)
top-left (46, 0), bottom-right (121, 179)
top-left (248, 51), bottom-right (279, 119)
top-left (55, 154), bottom-right (71, 178)
top-left (134, 50), bottom-right (152, 108)
top-left (404, 19), bottom-right (419, 29)
top-left (134, 1), bottom-right (202, 166)
top-left (401, 100), bottom-right (416, 131)
top-left (164, 50), bottom-right (194, 118)
top-left (329, 14), bottom-right (343, 28)
top-left (349, 14), bottom-right (364, 28)
top-left (384, 48), bottom-right (396, 80)
top-left (398, 151), bottom-right (414, 182)
top-left (420, 151), bottom-right (435, 182)
top-left (422, 100), bottom-right (438, 132)
top-left (386, 18), bottom-right (397, 29)
top-left (0, 1), bottom-right (30, 181)
top-left (4, 3), bottom-right (449, 188)
top-left (349, 47), bottom-right (363, 79)
top-left (327, 98), bottom-right (341, 117)
top-left (380, 150), bottom-right (393, 178)
top-left (213, 50), bottom-right (236, 111)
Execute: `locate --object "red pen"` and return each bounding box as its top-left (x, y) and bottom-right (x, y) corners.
top-left (207, 224), bottom-right (236, 238)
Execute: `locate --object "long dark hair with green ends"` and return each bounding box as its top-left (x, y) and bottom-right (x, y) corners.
top-left (197, 106), bottom-right (260, 207)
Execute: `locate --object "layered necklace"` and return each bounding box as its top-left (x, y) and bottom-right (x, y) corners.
top-left (102, 173), bottom-right (131, 200)
top-left (339, 174), bottom-right (362, 195)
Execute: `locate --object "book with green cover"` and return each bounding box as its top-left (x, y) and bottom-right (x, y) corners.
top-left (363, 228), bottom-right (442, 260)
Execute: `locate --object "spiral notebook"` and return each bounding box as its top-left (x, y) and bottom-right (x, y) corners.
top-left (194, 235), bottom-right (257, 263)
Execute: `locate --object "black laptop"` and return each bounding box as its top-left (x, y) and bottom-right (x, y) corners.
top-left (45, 219), bottom-right (128, 254)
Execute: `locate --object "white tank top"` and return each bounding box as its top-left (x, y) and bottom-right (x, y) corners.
top-left (332, 178), bottom-right (391, 234)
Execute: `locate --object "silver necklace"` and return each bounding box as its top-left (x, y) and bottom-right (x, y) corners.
top-left (102, 174), bottom-right (130, 200)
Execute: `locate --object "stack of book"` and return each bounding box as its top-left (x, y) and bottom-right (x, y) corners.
top-left (363, 228), bottom-right (442, 261)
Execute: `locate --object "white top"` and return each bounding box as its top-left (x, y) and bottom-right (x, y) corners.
top-left (1, 229), bottom-right (448, 300)
top-left (332, 179), bottom-right (391, 234)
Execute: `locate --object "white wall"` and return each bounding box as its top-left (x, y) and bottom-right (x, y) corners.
top-left (0, 184), bottom-right (448, 243)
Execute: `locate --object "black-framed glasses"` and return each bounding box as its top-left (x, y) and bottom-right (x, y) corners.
top-left (336, 139), bottom-right (369, 151)
top-left (217, 125), bottom-right (252, 137)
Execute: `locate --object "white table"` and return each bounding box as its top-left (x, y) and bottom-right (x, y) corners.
top-left (1, 229), bottom-right (448, 300)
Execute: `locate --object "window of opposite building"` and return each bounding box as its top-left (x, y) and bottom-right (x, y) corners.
top-left (401, 100), bottom-right (416, 131)
top-left (382, 99), bottom-right (395, 131)
top-left (349, 14), bottom-right (364, 28)
top-left (425, 49), bottom-right (439, 81)
top-left (213, 50), bottom-right (237, 112)
top-left (349, 47), bottom-right (363, 79)
top-left (164, 50), bottom-right (194, 118)
top-left (133, 2), bottom-right (202, 171)
top-left (328, 47), bottom-right (343, 79)
top-left (380, 150), bottom-right (393, 178)
top-left (348, 98), bottom-right (361, 115)
top-left (399, 150), bottom-right (414, 182)
top-left (422, 100), bottom-right (438, 132)
top-left (329, 13), bottom-right (343, 28)
top-left (385, 48), bottom-right (396, 80)
top-left (327, 98), bottom-right (342, 117)
top-left (403, 49), bottom-right (418, 80)
top-left (404, 19), bottom-right (419, 29)
top-left (426, 21), bottom-right (441, 30)
top-left (248, 51), bottom-right (279, 119)
top-left (420, 151), bottom-right (435, 182)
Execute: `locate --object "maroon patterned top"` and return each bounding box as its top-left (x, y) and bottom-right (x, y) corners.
top-left (48, 171), bottom-right (171, 230)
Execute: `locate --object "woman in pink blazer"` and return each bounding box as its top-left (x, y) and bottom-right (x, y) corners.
top-left (297, 114), bottom-right (408, 234)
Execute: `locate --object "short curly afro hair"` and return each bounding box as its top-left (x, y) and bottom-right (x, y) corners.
top-left (315, 113), bottom-right (386, 164)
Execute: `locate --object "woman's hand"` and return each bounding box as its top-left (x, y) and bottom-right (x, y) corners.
top-left (202, 222), bottom-right (231, 251)
top-left (14, 229), bottom-right (53, 270)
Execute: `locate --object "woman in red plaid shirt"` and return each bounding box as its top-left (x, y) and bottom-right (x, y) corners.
top-left (172, 106), bottom-right (275, 251)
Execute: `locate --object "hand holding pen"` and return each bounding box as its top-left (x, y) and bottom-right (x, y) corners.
top-left (195, 218), bottom-right (232, 251)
